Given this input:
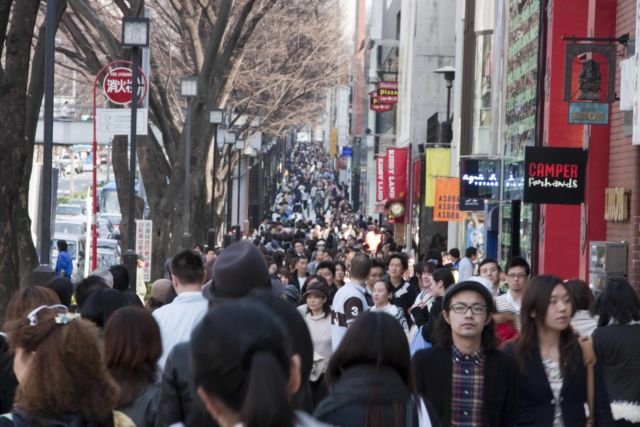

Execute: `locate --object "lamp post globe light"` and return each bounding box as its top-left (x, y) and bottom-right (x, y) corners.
top-left (207, 109), bottom-right (225, 249)
top-left (122, 16), bottom-right (150, 291)
top-left (180, 76), bottom-right (198, 249)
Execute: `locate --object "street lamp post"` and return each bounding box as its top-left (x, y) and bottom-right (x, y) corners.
top-left (122, 16), bottom-right (150, 290)
top-left (33, 0), bottom-right (57, 284)
top-left (223, 130), bottom-right (236, 234)
top-left (180, 76), bottom-right (198, 249)
top-left (236, 139), bottom-right (244, 229)
top-left (208, 109), bottom-right (224, 248)
top-left (434, 66), bottom-right (455, 143)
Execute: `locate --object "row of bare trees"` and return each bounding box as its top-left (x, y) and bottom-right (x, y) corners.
top-left (0, 0), bottom-right (348, 316)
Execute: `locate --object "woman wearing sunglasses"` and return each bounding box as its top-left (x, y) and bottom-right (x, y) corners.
top-left (0, 305), bottom-right (133, 427)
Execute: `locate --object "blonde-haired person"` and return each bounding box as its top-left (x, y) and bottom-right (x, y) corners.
top-left (0, 305), bottom-right (134, 427)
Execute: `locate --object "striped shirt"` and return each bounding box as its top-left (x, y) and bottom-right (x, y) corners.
top-left (451, 345), bottom-right (485, 426)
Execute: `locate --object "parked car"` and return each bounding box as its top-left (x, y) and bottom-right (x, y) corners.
top-left (54, 219), bottom-right (86, 236)
top-left (51, 233), bottom-right (86, 283)
top-left (96, 247), bottom-right (120, 270)
top-left (97, 238), bottom-right (121, 258)
top-left (66, 199), bottom-right (88, 215)
top-left (97, 215), bottom-right (120, 239)
top-left (58, 153), bottom-right (84, 174)
top-left (56, 203), bottom-right (85, 220)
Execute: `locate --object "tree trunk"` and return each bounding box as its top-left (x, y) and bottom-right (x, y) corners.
top-left (0, 0), bottom-right (46, 318)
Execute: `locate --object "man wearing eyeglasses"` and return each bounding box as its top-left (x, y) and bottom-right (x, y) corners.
top-left (412, 280), bottom-right (519, 426)
top-left (494, 256), bottom-right (531, 333)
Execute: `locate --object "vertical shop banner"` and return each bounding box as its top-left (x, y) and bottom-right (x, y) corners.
top-left (433, 178), bottom-right (463, 222)
top-left (523, 146), bottom-right (588, 204)
top-left (387, 147), bottom-right (408, 201)
top-left (413, 159), bottom-right (422, 201)
top-left (376, 156), bottom-right (387, 202)
top-left (425, 148), bottom-right (451, 207)
top-left (329, 128), bottom-right (338, 157)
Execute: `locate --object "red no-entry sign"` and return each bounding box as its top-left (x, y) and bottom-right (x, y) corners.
top-left (103, 66), bottom-right (147, 105)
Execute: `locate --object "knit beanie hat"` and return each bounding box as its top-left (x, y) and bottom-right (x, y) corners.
top-left (212, 241), bottom-right (271, 299)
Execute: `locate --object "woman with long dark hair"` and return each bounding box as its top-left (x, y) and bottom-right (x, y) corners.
top-left (313, 311), bottom-right (438, 426)
top-left (104, 306), bottom-right (162, 427)
top-left (591, 277), bottom-right (640, 426)
top-left (508, 275), bottom-right (613, 426)
top-left (191, 300), bottom-right (325, 427)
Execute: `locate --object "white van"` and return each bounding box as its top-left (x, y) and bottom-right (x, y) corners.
top-left (51, 233), bottom-right (86, 283)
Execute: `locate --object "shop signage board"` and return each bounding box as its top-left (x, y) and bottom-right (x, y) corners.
top-left (523, 146), bottom-right (588, 204)
top-left (387, 147), bottom-right (408, 201)
top-left (459, 158), bottom-right (501, 201)
top-left (376, 81), bottom-right (399, 104)
top-left (425, 148), bottom-right (451, 207)
top-left (376, 156), bottom-right (387, 202)
top-left (370, 89), bottom-right (394, 112)
top-left (433, 178), bottom-right (463, 222)
top-left (568, 102), bottom-right (609, 125)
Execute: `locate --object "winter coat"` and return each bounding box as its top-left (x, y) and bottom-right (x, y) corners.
top-left (314, 364), bottom-right (440, 427)
top-left (157, 342), bottom-right (218, 427)
top-left (504, 343), bottom-right (614, 427)
top-left (117, 384), bottom-right (160, 427)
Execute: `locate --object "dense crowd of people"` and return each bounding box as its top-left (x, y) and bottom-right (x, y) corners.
top-left (0, 140), bottom-right (639, 426)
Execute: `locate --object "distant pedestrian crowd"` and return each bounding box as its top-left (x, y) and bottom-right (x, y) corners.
top-left (1, 140), bottom-right (639, 427)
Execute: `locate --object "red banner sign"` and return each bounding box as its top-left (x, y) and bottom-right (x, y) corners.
top-left (376, 81), bottom-right (398, 104)
top-left (376, 156), bottom-right (387, 202)
top-left (370, 93), bottom-right (394, 112)
top-left (387, 147), bottom-right (408, 201)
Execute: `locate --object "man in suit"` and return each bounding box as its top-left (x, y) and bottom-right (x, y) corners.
top-left (412, 280), bottom-right (519, 426)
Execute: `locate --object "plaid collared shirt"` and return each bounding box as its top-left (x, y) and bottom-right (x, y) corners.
top-left (451, 345), bottom-right (485, 426)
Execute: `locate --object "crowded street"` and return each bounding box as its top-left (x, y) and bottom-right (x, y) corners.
top-left (1, 0), bottom-right (640, 426)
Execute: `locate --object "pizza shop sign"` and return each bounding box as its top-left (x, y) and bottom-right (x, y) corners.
top-left (524, 147), bottom-right (588, 204)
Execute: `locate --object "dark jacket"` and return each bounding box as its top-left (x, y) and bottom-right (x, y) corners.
top-left (412, 345), bottom-right (519, 426)
top-left (421, 296), bottom-right (443, 344)
top-left (389, 280), bottom-right (418, 328)
top-left (0, 409), bottom-right (115, 427)
top-left (157, 343), bottom-right (218, 427)
top-left (313, 364), bottom-right (440, 427)
top-left (118, 384), bottom-right (160, 427)
top-left (504, 344), bottom-right (614, 427)
top-left (0, 334), bottom-right (17, 414)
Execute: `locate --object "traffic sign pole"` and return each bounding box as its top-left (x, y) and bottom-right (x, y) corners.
top-left (91, 60), bottom-right (147, 271)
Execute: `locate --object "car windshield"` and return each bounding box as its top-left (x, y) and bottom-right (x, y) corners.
top-left (55, 223), bottom-right (83, 235)
top-left (56, 205), bottom-right (82, 216)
